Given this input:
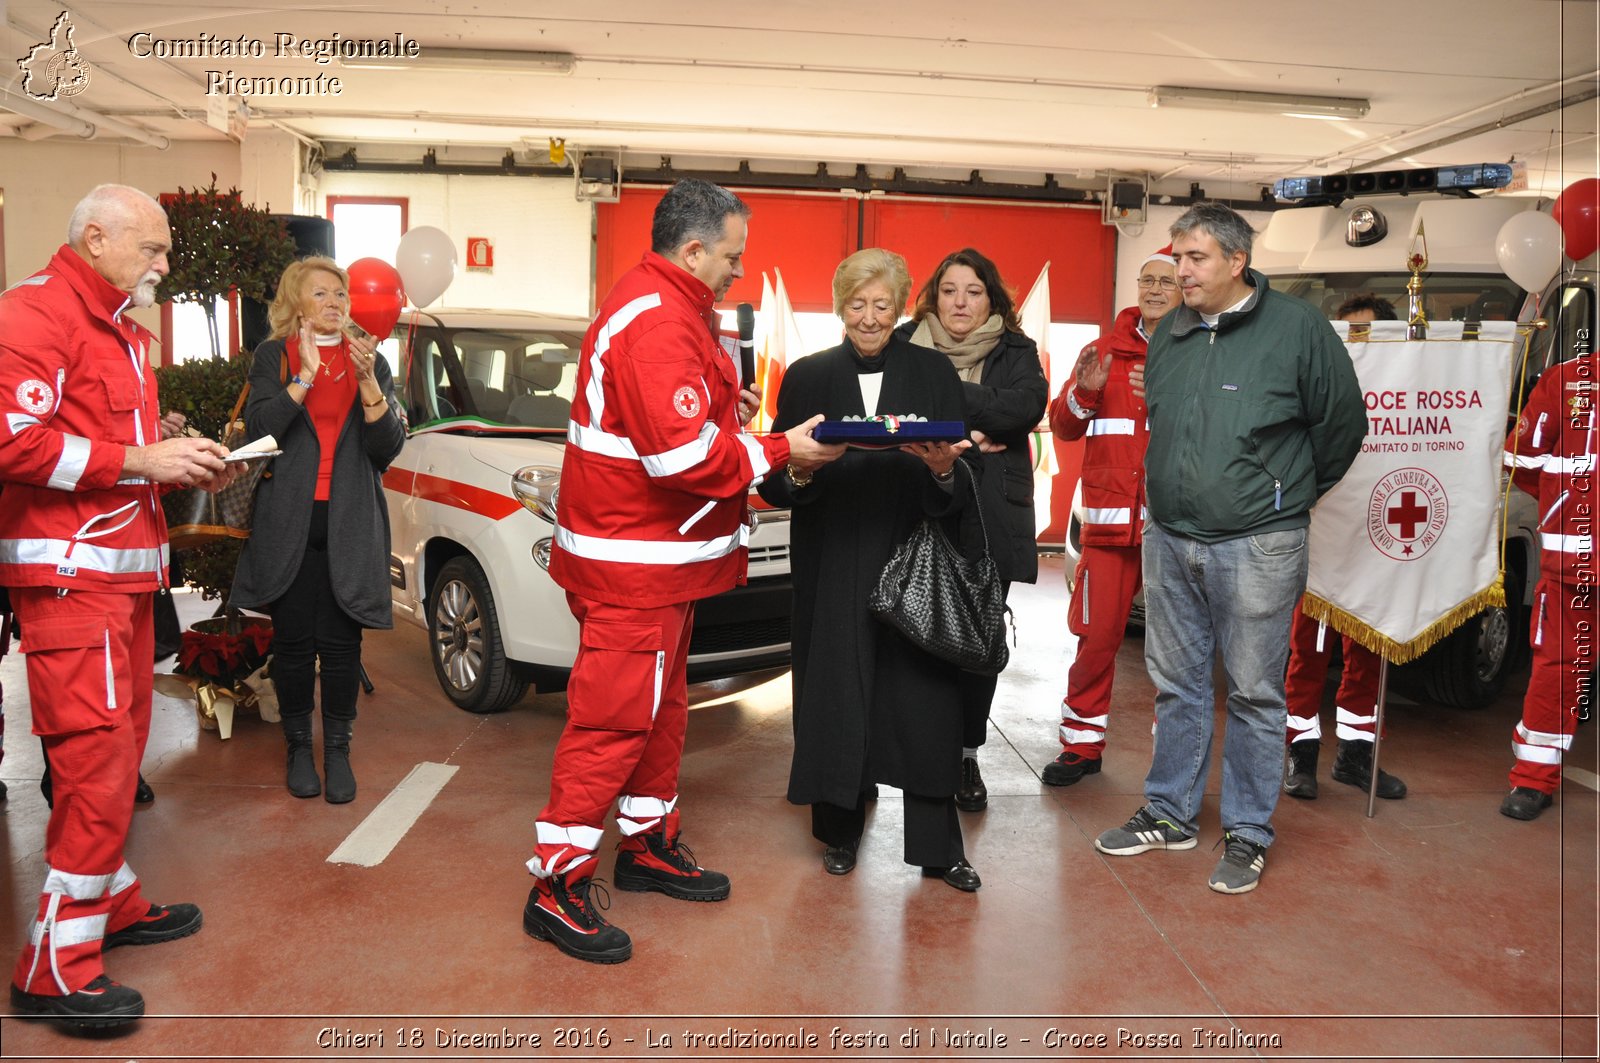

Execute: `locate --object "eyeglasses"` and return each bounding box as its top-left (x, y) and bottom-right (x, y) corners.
top-left (1137, 276), bottom-right (1179, 291)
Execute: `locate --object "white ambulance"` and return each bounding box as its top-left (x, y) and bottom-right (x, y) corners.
top-left (380, 309), bottom-right (793, 713)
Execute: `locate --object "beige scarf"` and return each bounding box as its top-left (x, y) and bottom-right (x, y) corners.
top-left (911, 313), bottom-right (1006, 382)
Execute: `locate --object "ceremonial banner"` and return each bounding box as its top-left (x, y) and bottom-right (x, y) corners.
top-left (1303, 320), bottom-right (1526, 662)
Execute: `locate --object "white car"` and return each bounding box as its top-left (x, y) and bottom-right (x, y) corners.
top-left (381, 308), bottom-right (793, 713)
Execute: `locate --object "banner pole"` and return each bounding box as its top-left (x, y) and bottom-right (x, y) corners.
top-left (1368, 658), bottom-right (1390, 818)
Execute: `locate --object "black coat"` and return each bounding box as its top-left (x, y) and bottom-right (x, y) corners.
top-left (758, 335), bottom-right (972, 806)
top-left (895, 322), bottom-right (1047, 584)
top-left (230, 338), bottom-right (406, 629)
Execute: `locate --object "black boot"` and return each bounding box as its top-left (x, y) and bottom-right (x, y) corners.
top-left (1331, 738), bottom-right (1407, 799)
top-left (1283, 740), bottom-right (1320, 800)
top-left (955, 756), bottom-right (987, 812)
top-left (322, 718), bottom-right (356, 804)
top-left (283, 717), bottom-right (320, 798)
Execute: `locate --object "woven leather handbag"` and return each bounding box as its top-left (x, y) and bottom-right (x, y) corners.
top-left (162, 379), bottom-right (267, 550)
top-left (868, 460), bottom-right (1011, 675)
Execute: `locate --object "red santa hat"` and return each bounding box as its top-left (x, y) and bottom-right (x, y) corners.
top-left (1141, 244), bottom-right (1176, 270)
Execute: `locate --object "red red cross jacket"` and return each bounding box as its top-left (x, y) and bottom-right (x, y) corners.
top-left (549, 252), bottom-right (791, 610)
top-left (0, 245), bottom-right (168, 591)
top-left (1505, 353), bottom-right (1598, 585)
top-left (1048, 305), bottom-right (1151, 547)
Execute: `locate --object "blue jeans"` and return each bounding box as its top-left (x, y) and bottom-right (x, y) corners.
top-left (1141, 522), bottom-right (1308, 848)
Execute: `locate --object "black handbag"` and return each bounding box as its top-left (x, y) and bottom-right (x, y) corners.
top-left (868, 460), bottom-right (1011, 675)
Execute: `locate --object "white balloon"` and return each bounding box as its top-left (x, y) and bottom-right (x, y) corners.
top-left (1494, 211), bottom-right (1564, 294)
top-left (396, 226), bottom-right (457, 307)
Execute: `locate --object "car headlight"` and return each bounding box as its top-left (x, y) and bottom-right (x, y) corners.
top-left (512, 466), bottom-right (560, 523)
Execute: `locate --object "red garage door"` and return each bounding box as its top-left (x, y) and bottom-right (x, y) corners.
top-left (595, 188), bottom-right (858, 313)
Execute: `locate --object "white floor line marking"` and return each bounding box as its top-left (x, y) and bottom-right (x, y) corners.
top-left (1564, 767), bottom-right (1599, 793)
top-left (328, 761), bottom-right (458, 867)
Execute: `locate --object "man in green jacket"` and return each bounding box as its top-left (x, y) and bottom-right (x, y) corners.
top-left (1094, 202), bottom-right (1366, 895)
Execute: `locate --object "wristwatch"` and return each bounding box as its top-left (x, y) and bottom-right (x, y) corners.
top-left (291, 374), bottom-right (314, 390)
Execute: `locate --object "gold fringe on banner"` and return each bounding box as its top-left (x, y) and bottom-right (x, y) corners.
top-left (1301, 575), bottom-right (1505, 665)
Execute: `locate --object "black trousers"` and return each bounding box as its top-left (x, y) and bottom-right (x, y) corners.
top-left (811, 791), bottom-right (965, 868)
top-left (956, 579), bottom-right (1010, 749)
top-left (267, 502), bottom-right (362, 724)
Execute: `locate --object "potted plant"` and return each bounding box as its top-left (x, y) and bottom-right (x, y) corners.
top-left (159, 175), bottom-right (295, 359)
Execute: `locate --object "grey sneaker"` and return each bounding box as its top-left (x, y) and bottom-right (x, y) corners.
top-left (1094, 806), bottom-right (1196, 856)
top-left (1208, 833), bottom-right (1267, 894)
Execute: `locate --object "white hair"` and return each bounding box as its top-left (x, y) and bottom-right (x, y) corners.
top-left (66, 184), bottom-right (163, 245)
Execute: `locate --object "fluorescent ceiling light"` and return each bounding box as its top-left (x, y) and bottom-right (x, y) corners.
top-left (1150, 86), bottom-right (1369, 121)
top-left (341, 48), bottom-right (574, 75)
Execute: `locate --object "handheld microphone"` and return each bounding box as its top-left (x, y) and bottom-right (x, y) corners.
top-left (736, 302), bottom-right (757, 388)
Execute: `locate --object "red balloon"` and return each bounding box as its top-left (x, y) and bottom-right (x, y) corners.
top-left (1553, 178), bottom-right (1600, 263)
top-left (346, 257), bottom-right (405, 340)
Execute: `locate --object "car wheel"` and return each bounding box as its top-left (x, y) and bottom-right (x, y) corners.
top-left (1411, 566), bottom-right (1524, 710)
top-left (428, 555), bottom-right (529, 714)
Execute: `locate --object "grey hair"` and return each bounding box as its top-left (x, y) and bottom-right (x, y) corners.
top-left (67, 184), bottom-right (163, 245)
top-left (650, 179), bottom-right (750, 255)
top-left (1170, 201), bottom-right (1256, 263)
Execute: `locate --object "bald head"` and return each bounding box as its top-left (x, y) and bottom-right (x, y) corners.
top-left (67, 184), bottom-right (171, 307)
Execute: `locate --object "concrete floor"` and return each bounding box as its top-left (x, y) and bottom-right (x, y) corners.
top-left (0, 556), bottom-right (1595, 1061)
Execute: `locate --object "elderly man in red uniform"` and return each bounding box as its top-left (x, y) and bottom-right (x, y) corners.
top-left (0, 184), bottom-right (230, 1028)
top-left (523, 179), bottom-right (842, 963)
top-left (1499, 343), bottom-right (1597, 820)
top-left (1040, 247), bottom-right (1178, 785)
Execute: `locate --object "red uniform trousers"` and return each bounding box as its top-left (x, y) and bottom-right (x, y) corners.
top-left (1060, 544), bottom-right (1142, 758)
top-left (531, 593), bottom-right (694, 881)
top-left (10, 587), bottom-right (153, 996)
top-left (1512, 577), bottom-right (1592, 792)
top-left (1284, 603), bottom-right (1382, 745)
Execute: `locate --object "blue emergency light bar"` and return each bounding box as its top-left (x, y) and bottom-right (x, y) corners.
top-left (1274, 163), bottom-right (1514, 201)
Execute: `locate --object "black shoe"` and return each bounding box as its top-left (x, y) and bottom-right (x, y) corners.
top-left (104, 902), bottom-right (203, 950)
top-left (822, 845), bottom-right (857, 875)
top-left (283, 719), bottom-right (320, 798)
top-left (1330, 739), bottom-right (1407, 799)
top-left (134, 774), bottom-right (155, 804)
top-left (864, 784), bottom-right (879, 802)
top-left (955, 756), bottom-right (987, 812)
top-left (322, 719), bottom-right (355, 804)
top-left (1500, 787), bottom-right (1554, 821)
top-left (1283, 740), bottom-right (1320, 800)
top-left (613, 832), bottom-right (730, 901)
top-left (1041, 751), bottom-right (1102, 787)
top-left (0, 778), bottom-right (7, 800)
top-left (921, 859), bottom-right (981, 892)
top-left (523, 876), bottom-right (632, 964)
top-left (10, 974), bottom-right (145, 1029)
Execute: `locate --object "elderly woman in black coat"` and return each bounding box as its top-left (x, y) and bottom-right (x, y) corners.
top-left (758, 247), bottom-right (982, 892)
top-left (231, 256), bottom-right (405, 804)
top-left (896, 248), bottom-right (1047, 812)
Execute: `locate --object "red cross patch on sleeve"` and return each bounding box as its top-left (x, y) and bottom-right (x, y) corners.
top-left (672, 385), bottom-right (702, 419)
top-left (15, 378), bottom-right (54, 415)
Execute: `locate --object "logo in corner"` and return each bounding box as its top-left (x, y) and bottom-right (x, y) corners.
top-left (672, 386), bottom-right (702, 419)
top-left (1367, 467), bottom-right (1448, 562)
top-left (16, 379), bottom-right (55, 415)
top-left (18, 12), bottom-right (92, 102)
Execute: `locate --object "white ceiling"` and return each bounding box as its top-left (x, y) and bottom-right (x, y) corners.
top-left (3, 0), bottom-right (1598, 198)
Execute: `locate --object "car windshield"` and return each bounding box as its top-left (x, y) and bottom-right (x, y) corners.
top-left (406, 326), bottom-right (585, 430)
top-left (1268, 272), bottom-right (1524, 323)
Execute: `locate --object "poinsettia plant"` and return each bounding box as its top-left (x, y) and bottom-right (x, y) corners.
top-left (176, 615), bottom-right (273, 689)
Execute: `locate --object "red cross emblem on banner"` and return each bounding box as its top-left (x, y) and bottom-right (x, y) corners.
top-left (1368, 468), bottom-right (1449, 562)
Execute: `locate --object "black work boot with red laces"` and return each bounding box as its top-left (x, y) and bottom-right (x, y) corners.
top-left (10, 974), bottom-right (145, 1029)
top-left (523, 874), bottom-right (631, 964)
top-left (614, 831), bottom-right (731, 901)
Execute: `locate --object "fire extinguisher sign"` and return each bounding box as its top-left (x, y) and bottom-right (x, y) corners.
top-left (466, 237), bottom-right (494, 271)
